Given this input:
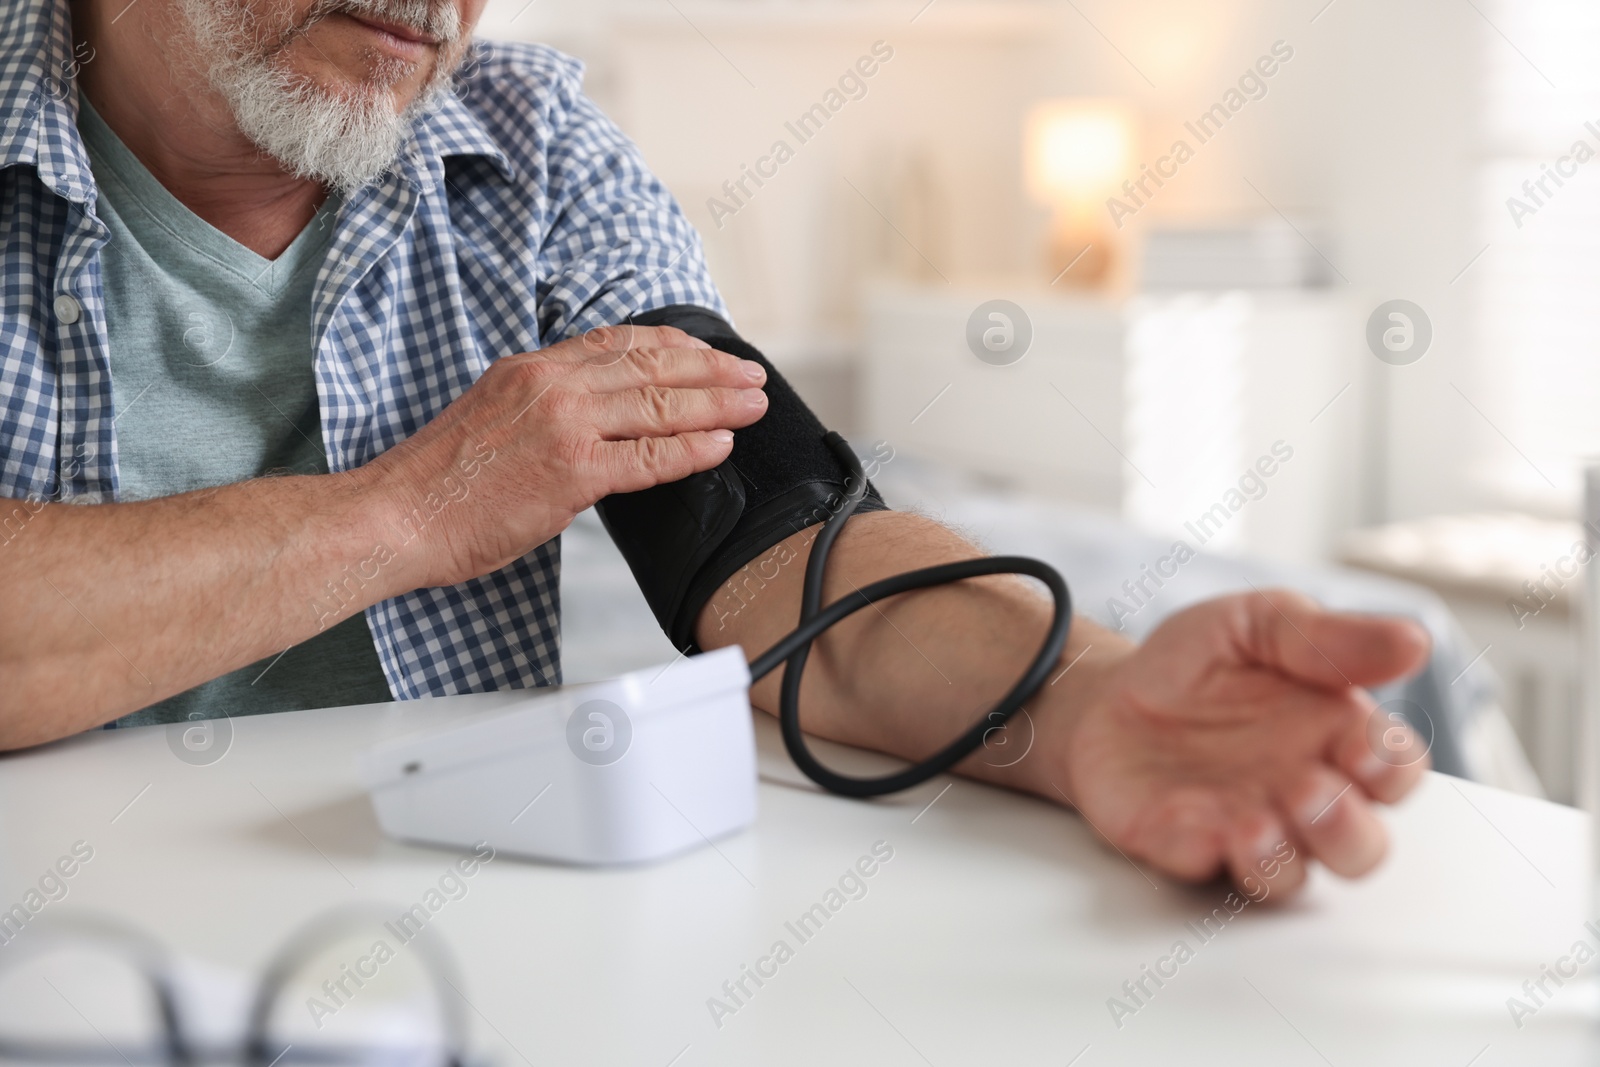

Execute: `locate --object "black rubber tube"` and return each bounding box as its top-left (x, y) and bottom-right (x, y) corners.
top-left (749, 433), bottom-right (1074, 798)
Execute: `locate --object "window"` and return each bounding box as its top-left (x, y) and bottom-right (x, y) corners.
top-left (1473, 0), bottom-right (1600, 513)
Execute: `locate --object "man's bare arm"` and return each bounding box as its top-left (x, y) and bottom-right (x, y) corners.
top-left (696, 510), bottom-right (1433, 893)
top-left (0, 471), bottom-right (411, 744)
top-left (694, 511), bottom-right (1118, 797)
top-left (0, 325), bottom-right (768, 748)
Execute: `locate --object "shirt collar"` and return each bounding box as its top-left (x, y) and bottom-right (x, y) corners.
top-left (401, 62), bottom-right (517, 187)
top-left (0, 0), bottom-right (96, 204)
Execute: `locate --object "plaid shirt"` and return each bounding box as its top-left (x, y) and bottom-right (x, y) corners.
top-left (0, 0), bottom-right (729, 698)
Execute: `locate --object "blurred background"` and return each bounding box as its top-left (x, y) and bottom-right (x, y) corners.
top-left (476, 0), bottom-right (1600, 804)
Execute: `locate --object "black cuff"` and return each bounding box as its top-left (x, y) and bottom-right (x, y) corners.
top-left (594, 305), bottom-right (889, 652)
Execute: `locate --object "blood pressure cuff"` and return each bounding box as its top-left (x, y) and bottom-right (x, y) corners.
top-left (593, 305), bottom-right (889, 654)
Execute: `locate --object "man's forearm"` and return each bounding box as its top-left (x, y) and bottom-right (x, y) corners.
top-left (694, 510), bottom-right (1131, 800)
top-left (0, 469), bottom-right (418, 747)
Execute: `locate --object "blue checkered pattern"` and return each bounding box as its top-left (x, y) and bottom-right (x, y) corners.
top-left (0, 0), bottom-right (729, 698)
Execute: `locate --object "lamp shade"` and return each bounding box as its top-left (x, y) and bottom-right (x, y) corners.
top-left (1024, 100), bottom-right (1137, 210)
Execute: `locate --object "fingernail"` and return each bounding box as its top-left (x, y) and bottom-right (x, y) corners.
top-left (742, 360), bottom-right (766, 382)
top-left (1252, 824), bottom-right (1284, 862)
top-left (744, 389), bottom-right (768, 409)
top-left (710, 429), bottom-right (734, 443)
top-left (1301, 781), bottom-right (1350, 826)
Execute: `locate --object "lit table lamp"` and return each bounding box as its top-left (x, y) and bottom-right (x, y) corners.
top-left (1025, 100), bottom-right (1137, 288)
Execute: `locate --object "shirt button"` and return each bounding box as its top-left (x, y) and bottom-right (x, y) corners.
top-left (53, 294), bottom-right (81, 325)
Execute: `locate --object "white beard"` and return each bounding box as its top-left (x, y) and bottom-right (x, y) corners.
top-left (176, 0), bottom-right (465, 194)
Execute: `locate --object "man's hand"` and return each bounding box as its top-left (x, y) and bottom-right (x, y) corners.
top-left (363, 323), bottom-right (769, 589)
top-left (1050, 590), bottom-right (1432, 894)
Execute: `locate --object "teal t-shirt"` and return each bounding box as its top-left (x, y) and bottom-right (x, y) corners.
top-left (78, 97), bottom-right (393, 726)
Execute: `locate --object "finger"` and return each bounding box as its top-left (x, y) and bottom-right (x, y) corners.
top-left (1282, 765), bottom-right (1388, 878)
top-left (1224, 811), bottom-right (1306, 902)
top-left (1237, 589), bottom-right (1432, 691)
top-left (576, 344), bottom-right (767, 394)
top-left (526, 324), bottom-right (713, 367)
top-left (586, 323), bottom-right (711, 357)
top-left (1333, 695), bottom-right (1431, 804)
top-left (592, 384), bottom-right (767, 440)
top-left (600, 430), bottom-right (736, 493)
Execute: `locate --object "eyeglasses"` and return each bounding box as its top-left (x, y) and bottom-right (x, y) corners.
top-left (0, 908), bottom-right (473, 1067)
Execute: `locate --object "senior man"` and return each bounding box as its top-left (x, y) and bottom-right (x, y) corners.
top-left (0, 0), bottom-right (1432, 894)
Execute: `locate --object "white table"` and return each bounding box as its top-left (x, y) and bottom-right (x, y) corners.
top-left (1, 698), bottom-right (1596, 1065)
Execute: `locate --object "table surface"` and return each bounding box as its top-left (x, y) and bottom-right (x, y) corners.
top-left (0, 695), bottom-right (1596, 1066)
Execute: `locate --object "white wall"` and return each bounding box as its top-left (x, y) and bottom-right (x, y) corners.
top-left (476, 0), bottom-right (1518, 533)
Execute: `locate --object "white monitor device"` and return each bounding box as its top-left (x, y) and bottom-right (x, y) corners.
top-left (358, 646), bottom-right (757, 866)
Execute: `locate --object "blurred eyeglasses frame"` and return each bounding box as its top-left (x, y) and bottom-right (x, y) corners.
top-left (0, 908), bottom-right (470, 1067)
